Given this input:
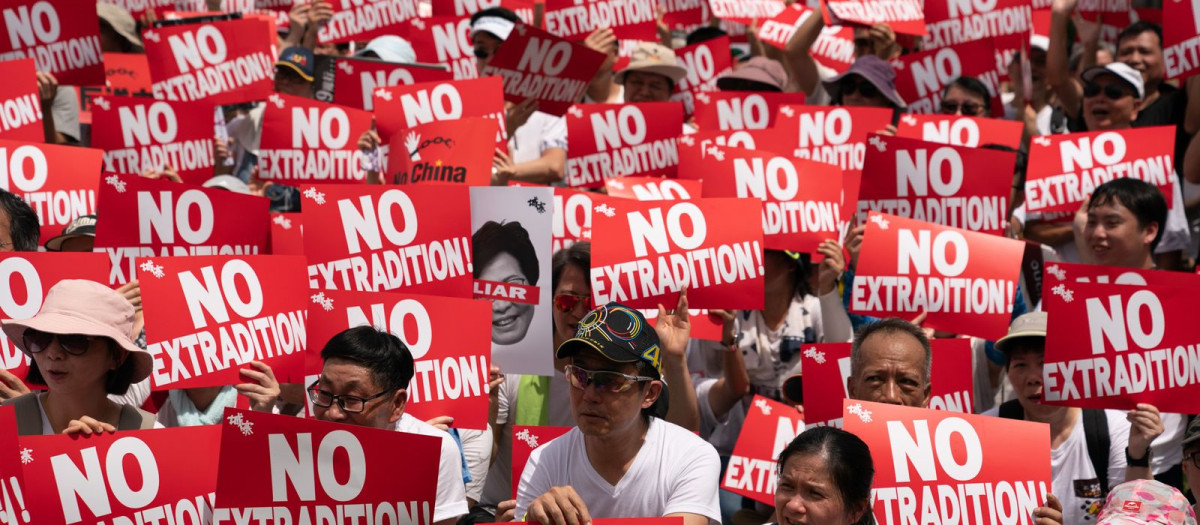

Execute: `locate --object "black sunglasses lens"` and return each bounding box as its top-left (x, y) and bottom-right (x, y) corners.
top-left (858, 81), bottom-right (879, 98)
top-left (1084, 83), bottom-right (1101, 98)
top-left (1105, 85), bottom-right (1127, 99)
top-left (23, 329), bottom-right (52, 353)
top-left (57, 334), bottom-right (92, 354)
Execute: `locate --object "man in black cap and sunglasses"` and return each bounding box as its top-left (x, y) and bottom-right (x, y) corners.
top-left (514, 302), bottom-right (721, 525)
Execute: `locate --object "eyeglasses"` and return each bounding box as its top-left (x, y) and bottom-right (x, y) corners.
top-left (564, 364), bottom-right (655, 394)
top-left (553, 293), bottom-right (593, 313)
top-left (306, 381), bottom-right (396, 413)
top-left (22, 328), bottom-right (98, 356)
top-left (1083, 82), bottom-right (1134, 100)
top-left (838, 78), bottom-right (879, 98)
top-left (939, 101), bottom-right (985, 115)
top-left (1187, 450), bottom-right (1200, 470)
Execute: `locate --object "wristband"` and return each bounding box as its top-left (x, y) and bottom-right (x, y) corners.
top-left (1126, 446), bottom-right (1151, 467)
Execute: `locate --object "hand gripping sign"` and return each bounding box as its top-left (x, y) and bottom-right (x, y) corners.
top-left (510, 425), bottom-right (573, 499)
top-left (306, 290), bottom-right (493, 429)
top-left (0, 60), bottom-right (42, 143)
top-left (722, 395), bottom-right (805, 505)
top-left (543, 0), bottom-right (659, 41)
top-left (1024, 126), bottom-right (1177, 214)
top-left (318, 0), bottom-right (419, 43)
top-left (922, 0), bottom-right (1033, 50)
top-left (143, 18), bottom-right (277, 105)
top-left (387, 116), bottom-right (499, 186)
top-left (19, 425), bottom-right (221, 525)
top-left (372, 76), bottom-right (506, 147)
top-left (90, 96), bottom-right (215, 186)
top-left (692, 91), bottom-right (806, 131)
top-left (92, 173), bottom-right (270, 286)
top-left (0, 0), bottom-right (104, 85)
top-left (137, 255), bottom-right (309, 389)
top-left (590, 198), bottom-right (766, 310)
top-left (407, 14), bottom-right (482, 81)
top-left (0, 138), bottom-right (103, 242)
top-left (891, 39), bottom-right (1003, 117)
top-left (707, 0), bottom-right (786, 26)
top-left (300, 184), bottom-right (474, 298)
top-left (822, 0), bottom-right (927, 36)
top-left (213, 408), bottom-right (440, 525)
top-left (258, 93), bottom-right (373, 183)
top-left (858, 133), bottom-right (1016, 237)
top-left (479, 21), bottom-right (607, 116)
top-left (842, 400), bottom-right (1051, 525)
top-left (670, 37), bottom-right (733, 116)
top-left (894, 113), bottom-right (1024, 150)
top-left (1163, 0), bottom-right (1200, 80)
top-left (565, 102), bottom-right (684, 188)
top-left (605, 176), bottom-right (701, 201)
top-left (850, 212), bottom-right (1024, 340)
top-left (0, 253), bottom-right (110, 387)
top-left (680, 143), bottom-right (843, 254)
top-left (332, 57), bottom-right (454, 111)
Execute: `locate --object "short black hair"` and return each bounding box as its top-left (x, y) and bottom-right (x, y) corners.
top-left (1116, 21), bottom-right (1163, 50)
top-left (473, 221), bottom-right (540, 285)
top-left (851, 318), bottom-right (931, 382)
top-left (26, 338), bottom-right (137, 395)
top-left (777, 427), bottom-right (876, 525)
top-left (470, 6), bottom-right (520, 26)
top-left (1088, 178), bottom-right (1167, 251)
top-left (0, 190), bottom-right (38, 251)
top-left (552, 241), bottom-right (590, 291)
top-left (943, 76), bottom-right (992, 109)
top-left (320, 326), bottom-right (415, 391)
top-left (686, 26), bottom-right (727, 46)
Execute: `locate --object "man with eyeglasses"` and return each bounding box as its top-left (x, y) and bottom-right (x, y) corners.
top-left (513, 303), bottom-right (721, 525)
top-left (308, 326), bottom-right (469, 525)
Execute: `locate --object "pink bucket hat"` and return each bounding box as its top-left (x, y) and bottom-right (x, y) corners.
top-left (1, 279), bottom-right (151, 383)
top-left (1097, 480), bottom-right (1197, 525)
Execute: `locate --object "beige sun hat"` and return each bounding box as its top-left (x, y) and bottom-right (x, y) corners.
top-left (615, 42), bottom-right (688, 85)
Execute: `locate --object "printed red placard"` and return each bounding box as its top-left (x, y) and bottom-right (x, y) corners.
top-left (928, 338), bottom-right (975, 413)
top-left (100, 0), bottom-right (177, 19)
top-left (78, 53), bottom-right (155, 125)
top-left (0, 59), bottom-right (42, 142)
top-left (318, 0), bottom-right (420, 43)
top-left (258, 93), bottom-right (372, 183)
top-left (850, 212), bottom-right (1023, 340)
top-left (551, 186), bottom-right (598, 253)
top-left (142, 18), bottom-right (277, 104)
top-left (591, 198), bottom-right (765, 310)
top-left (0, 0), bottom-right (104, 85)
top-left (373, 76), bottom-right (506, 146)
top-left (19, 425), bottom-right (220, 525)
top-left (511, 425), bottom-right (573, 499)
top-left (269, 212), bottom-right (304, 255)
top-left (1042, 260), bottom-right (1200, 287)
top-left (670, 37), bottom-right (733, 116)
top-left (333, 57), bottom-right (454, 111)
top-left (708, 0), bottom-right (786, 26)
top-left (842, 400), bottom-right (1051, 524)
top-left (565, 102), bottom-right (683, 188)
top-left (758, 4), bottom-right (818, 50)
top-left (722, 395), bottom-right (805, 505)
top-left (605, 177), bottom-right (701, 201)
top-left (306, 289), bottom-right (492, 429)
top-left (543, 0), bottom-right (658, 41)
top-left (858, 133), bottom-right (1016, 236)
top-left (430, 0), bottom-right (536, 20)
top-left (922, 0), bottom-right (1033, 50)
top-left (693, 91), bottom-right (806, 131)
top-left (1163, 0), bottom-right (1200, 80)
top-left (891, 39), bottom-right (1002, 116)
top-left (300, 184), bottom-right (473, 297)
top-left (1024, 126), bottom-right (1176, 214)
top-left (768, 104), bottom-right (894, 175)
top-left (479, 22), bottom-right (607, 116)
top-left (90, 96), bottom-right (215, 185)
top-left (387, 116), bottom-right (498, 186)
top-left (0, 405), bottom-right (25, 513)
top-left (812, 25), bottom-right (857, 74)
top-left (0, 139), bottom-right (103, 242)
top-left (895, 113), bottom-right (1023, 149)
top-left (660, 0), bottom-right (706, 28)
top-left (213, 408), bottom-right (440, 523)
top-left (822, 0), bottom-right (927, 36)
top-left (407, 15), bottom-right (481, 81)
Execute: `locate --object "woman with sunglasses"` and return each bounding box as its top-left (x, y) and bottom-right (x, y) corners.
top-left (939, 76), bottom-right (993, 118)
top-left (1, 280), bottom-right (157, 435)
top-left (822, 55), bottom-right (906, 110)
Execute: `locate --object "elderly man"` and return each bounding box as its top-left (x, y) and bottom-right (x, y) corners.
top-left (308, 326), bottom-right (469, 525)
top-left (846, 318), bottom-right (932, 408)
top-left (615, 42), bottom-right (687, 104)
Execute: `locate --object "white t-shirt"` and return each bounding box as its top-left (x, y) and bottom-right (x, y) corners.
top-left (481, 371), bottom-right (574, 507)
top-left (515, 418), bottom-right (721, 523)
top-left (394, 413), bottom-right (470, 522)
top-left (695, 376), bottom-right (747, 456)
top-left (509, 111), bottom-right (567, 166)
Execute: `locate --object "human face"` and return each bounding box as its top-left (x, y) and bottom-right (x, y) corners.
top-left (1005, 345), bottom-right (1061, 419)
top-left (1184, 446), bottom-right (1200, 506)
top-left (1084, 198), bottom-right (1156, 268)
top-left (0, 209), bottom-right (12, 252)
top-left (30, 333), bottom-right (117, 394)
top-left (939, 85), bottom-right (988, 117)
top-left (776, 453), bottom-right (865, 525)
top-left (274, 67), bottom-right (314, 98)
top-left (568, 350), bottom-right (661, 437)
top-left (473, 32), bottom-right (503, 73)
top-left (479, 252), bottom-right (535, 345)
top-left (312, 359), bottom-right (403, 429)
top-left (623, 71), bottom-right (673, 103)
top-left (764, 250), bottom-right (798, 293)
top-left (847, 332), bottom-right (930, 407)
top-left (553, 263), bottom-right (590, 345)
top-left (1082, 74), bottom-right (1139, 131)
top-left (838, 74), bottom-right (889, 108)
top-left (1117, 31), bottom-right (1164, 84)
top-left (59, 236), bottom-right (94, 253)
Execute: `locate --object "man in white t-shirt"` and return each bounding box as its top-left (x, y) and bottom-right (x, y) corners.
top-left (515, 303), bottom-right (721, 525)
top-left (309, 326), bottom-right (469, 525)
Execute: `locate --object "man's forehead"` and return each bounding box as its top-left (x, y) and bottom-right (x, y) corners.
top-left (571, 349), bottom-right (634, 371)
top-left (860, 331), bottom-right (925, 364)
top-left (320, 359), bottom-right (379, 390)
top-left (1088, 200), bottom-right (1133, 219)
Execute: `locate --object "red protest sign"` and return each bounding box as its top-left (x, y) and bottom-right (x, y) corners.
top-left (511, 425), bottom-right (573, 499)
top-left (671, 37), bottom-right (733, 116)
top-left (318, 0), bottom-right (419, 43)
top-left (300, 184), bottom-right (474, 297)
top-left (138, 255), bottom-right (309, 389)
top-left (90, 96), bottom-right (215, 186)
top-left (768, 105), bottom-right (894, 175)
top-left (661, 0), bottom-right (706, 28)
top-left (543, 0), bottom-right (658, 41)
top-left (891, 39), bottom-right (1002, 116)
top-left (680, 143), bottom-right (842, 253)
top-left (0, 0), bottom-right (103, 85)
top-left (858, 133), bottom-right (1016, 236)
top-left (1024, 126), bottom-right (1176, 214)
top-left (1164, 0), bottom-right (1200, 80)
top-left (684, 128), bottom-right (778, 152)
top-left (605, 177), bottom-right (701, 201)
top-left (928, 338), bottom-right (975, 413)
top-left (812, 26), bottom-right (857, 74)
top-left (0, 139), bottom-right (103, 242)
top-left (19, 426), bottom-right (220, 525)
top-left (850, 212), bottom-right (1023, 340)
top-left (213, 408), bottom-right (440, 523)
top-left (822, 0), bottom-right (927, 36)
top-left (430, 0), bottom-right (536, 19)
top-left (407, 15), bottom-right (481, 81)
top-left (842, 400), bottom-right (1051, 524)
top-left (258, 93), bottom-right (373, 183)
top-left (332, 57), bottom-right (454, 111)
top-left (549, 186), bottom-right (600, 253)
top-left (0, 405), bottom-right (26, 517)
top-left (142, 19), bottom-right (277, 105)
top-left (100, 0), bottom-right (176, 19)
top-left (387, 116), bottom-right (498, 186)
top-left (722, 395), bottom-right (805, 505)
top-left (693, 91), bottom-right (806, 131)
top-left (0, 253), bottom-right (110, 386)
top-left (373, 76), bottom-right (506, 145)
top-left (306, 289), bottom-right (492, 429)
top-left (591, 198), bottom-right (765, 310)
top-left (758, 4), bottom-right (818, 50)
top-left (708, 0), bottom-right (787, 26)
top-left (895, 113), bottom-right (1024, 149)
top-left (270, 212), bottom-right (304, 255)
top-left (92, 173), bottom-right (270, 285)
top-left (0, 59), bottom-right (42, 142)
top-left (479, 22), bottom-right (607, 116)
top-left (565, 102), bottom-right (683, 188)
top-left (922, 0), bottom-right (1033, 50)
top-left (79, 53), bottom-right (155, 125)
top-left (1043, 260), bottom-right (1200, 287)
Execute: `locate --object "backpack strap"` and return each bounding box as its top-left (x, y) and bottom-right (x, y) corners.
top-left (4, 393), bottom-right (44, 436)
top-left (998, 399), bottom-right (1024, 420)
top-left (1082, 409), bottom-right (1112, 496)
top-left (117, 404), bottom-right (156, 431)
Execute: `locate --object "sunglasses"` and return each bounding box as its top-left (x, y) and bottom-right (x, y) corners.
top-left (838, 78), bottom-right (879, 98)
top-left (1083, 82), bottom-right (1134, 100)
top-left (939, 101), bottom-right (985, 115)
top-left (22, 328), bottom-right (99, 356)
top-left (553, 293), bottom-right (593, 313)
top-left (564, 365), bottom-right (655, 394)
